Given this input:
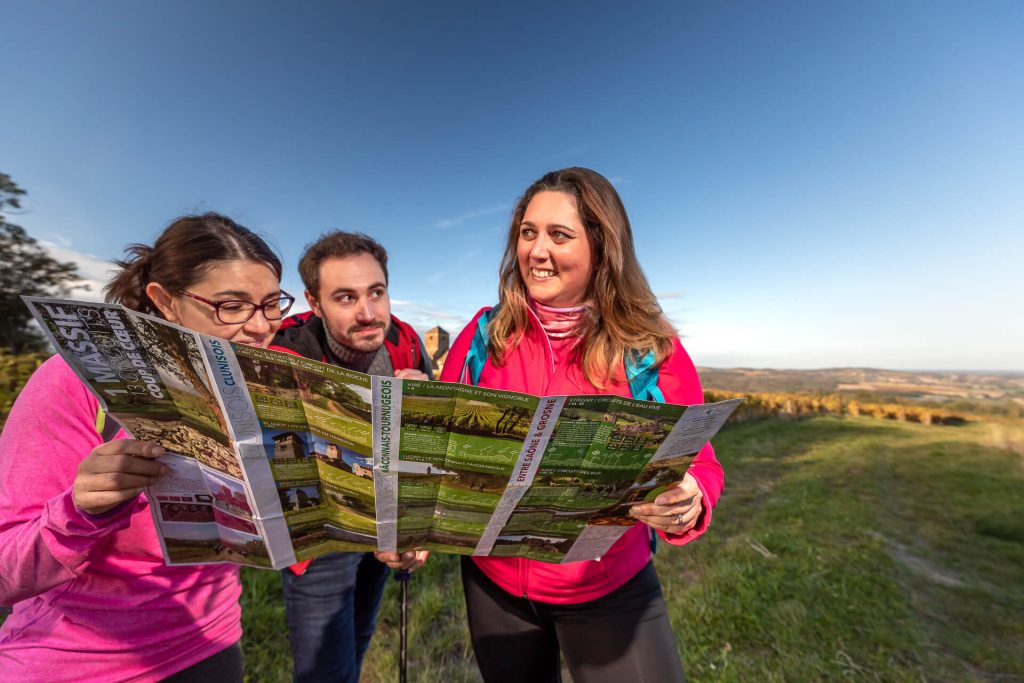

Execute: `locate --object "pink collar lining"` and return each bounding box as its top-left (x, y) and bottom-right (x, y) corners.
top-left (529, 298), bottom-right (589, 340)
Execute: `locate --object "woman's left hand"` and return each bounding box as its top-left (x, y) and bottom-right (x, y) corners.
top-left (629, 473), bottom-right (703, 534)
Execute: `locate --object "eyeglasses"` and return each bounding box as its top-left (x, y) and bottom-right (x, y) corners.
top-left (180, 290), bottom-right (296, 324)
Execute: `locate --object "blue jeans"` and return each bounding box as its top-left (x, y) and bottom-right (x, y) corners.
top-left (281, 552), bottom-right (390, 683)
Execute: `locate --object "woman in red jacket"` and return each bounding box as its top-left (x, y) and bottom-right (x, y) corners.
top-left (440, 167), bottom-right (723, 683)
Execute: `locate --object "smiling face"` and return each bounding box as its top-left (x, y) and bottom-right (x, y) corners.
top-left (145, 259), bottom-right (284, 347)
top-left (306, 252), bottom-right (391, 353)
top-left (516, 191), bottom-right (595, 308)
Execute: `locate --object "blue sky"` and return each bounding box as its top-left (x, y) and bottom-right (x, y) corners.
top-left (3, 1), bottom-right (1022, 370)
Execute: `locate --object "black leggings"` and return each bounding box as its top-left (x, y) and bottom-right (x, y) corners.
top-left (161, 641), bottom-right (243, 682)
top-left (461, 558), bottom-right (685, 683)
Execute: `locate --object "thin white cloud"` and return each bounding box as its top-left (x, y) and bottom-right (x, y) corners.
top-left (40, 241), bottom-right (117, 302)
top-left (289, 297), bottom-right (311, 315)
top-left (389, 299), bottom-right (473, 336)
top-left (656, 291), bottom-right (686, 300)
top-left (433, 205), bottom-right (508, 230)
top-left (423, 246), bottom-right (487, 286)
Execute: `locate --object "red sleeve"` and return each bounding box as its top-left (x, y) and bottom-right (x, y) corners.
top-left (654, 338), bottom-right (725, 546)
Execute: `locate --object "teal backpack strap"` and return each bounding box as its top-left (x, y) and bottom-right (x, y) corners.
top-left (463, 308), bottom-right (495, 385)
top-left (625, 349), bottom-right (665, 403)
top-left (624, 348), bottom-right (665, 554)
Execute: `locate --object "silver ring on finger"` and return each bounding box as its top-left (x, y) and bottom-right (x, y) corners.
top-left (674, 512), bottom-right (685, 526)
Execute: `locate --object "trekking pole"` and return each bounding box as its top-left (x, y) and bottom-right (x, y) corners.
top-left (396, 569), bottom-right (410, 683)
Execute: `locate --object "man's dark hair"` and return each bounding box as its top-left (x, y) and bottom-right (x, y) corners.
top-left (298, 231), bottom-right (389, 297)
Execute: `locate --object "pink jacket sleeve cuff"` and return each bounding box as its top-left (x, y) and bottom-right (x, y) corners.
top-left (42, 488), bottom-right (138, 571)
top-left (657, 474), bottom-right (714, 547)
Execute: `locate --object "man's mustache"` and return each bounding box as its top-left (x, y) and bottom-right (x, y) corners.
top-left (348, 321), bottom-right (387, 335)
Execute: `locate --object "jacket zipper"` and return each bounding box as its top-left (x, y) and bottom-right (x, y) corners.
top-left (524, 306), bottom-right (556, 376)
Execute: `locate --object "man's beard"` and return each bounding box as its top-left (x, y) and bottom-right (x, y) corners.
top-left (342, 321), bottom-right (387, 352)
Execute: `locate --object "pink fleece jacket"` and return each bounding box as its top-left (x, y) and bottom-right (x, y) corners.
top-left (0, 356), bottom-right (242, 682)
top-left (439, 307), bottom-right (724, 604)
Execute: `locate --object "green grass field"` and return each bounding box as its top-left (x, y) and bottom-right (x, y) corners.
top-left (4, 415), bottom-right (1020, 681)
top-left (240, 416), bottom-right (1024, 682)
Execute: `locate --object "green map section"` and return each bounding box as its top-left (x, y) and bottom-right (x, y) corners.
top-left (431, 384), bottom-right (535, 551)
top-left (234, 344), bottom-right (372, 453)
top-left (270, 459), bottom-right (318, 480)
top-left (390, 390), bottom-right (693, 560)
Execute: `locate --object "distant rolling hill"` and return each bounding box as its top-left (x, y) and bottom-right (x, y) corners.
top-left (698, 367), bottom-right (1024, 404)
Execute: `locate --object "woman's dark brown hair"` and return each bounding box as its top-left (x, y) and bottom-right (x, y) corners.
top-left (105, 212), bottom-right (282, 315)
top-left (491, 167), bottom-right (675, 387)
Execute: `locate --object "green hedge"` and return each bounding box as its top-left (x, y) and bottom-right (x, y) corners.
top-left (0, 351), bottom-right (49, 428)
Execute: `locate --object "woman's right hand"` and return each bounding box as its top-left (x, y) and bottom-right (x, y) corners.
top-left (73, 440), bottom-right (168, 515)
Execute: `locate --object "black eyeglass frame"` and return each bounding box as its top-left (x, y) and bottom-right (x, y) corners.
top-left (179, 290), bottom-right (296, 324)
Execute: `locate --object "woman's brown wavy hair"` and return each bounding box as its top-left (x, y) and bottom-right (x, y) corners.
top-left (490, 167), bottom-right (675, 387)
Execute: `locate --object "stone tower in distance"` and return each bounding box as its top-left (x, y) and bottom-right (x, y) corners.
top-left (424, 325), bottom-right (450, 373)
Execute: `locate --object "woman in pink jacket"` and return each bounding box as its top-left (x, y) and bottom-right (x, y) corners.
top-left (440, 168), bottom-right (723, 683)
top-left (0, 213), bottom-right (294, 681)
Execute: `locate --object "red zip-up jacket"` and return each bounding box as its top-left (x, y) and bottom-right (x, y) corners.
top-left (440, 307), bottom-right (724, 604)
